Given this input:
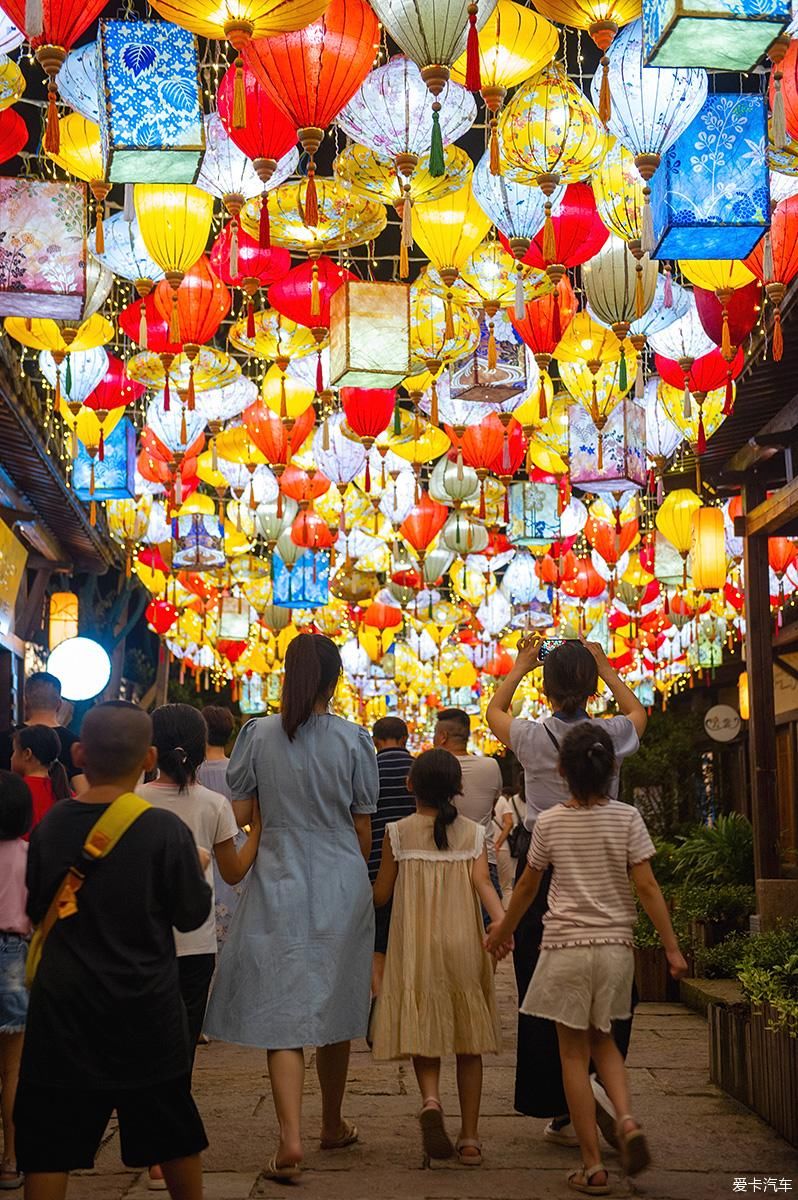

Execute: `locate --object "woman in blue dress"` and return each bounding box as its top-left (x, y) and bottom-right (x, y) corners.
top-left (204, 633), bottom-right (378, 1181)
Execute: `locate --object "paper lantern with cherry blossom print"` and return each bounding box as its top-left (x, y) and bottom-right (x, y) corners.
top-left (0, 106), bottom-right (25, 164)
top-left (744, 195), bottom-right (798, 362)
top-left (399, 491), bottom-right (449, 563)
top-left (244, 0), bottom-right (380, 226)
top-left (211, 220), bottom-right (290, 337)
top-left (217, 59), bottom-right (299, 248)
top-left (692, 278), bottom-right (761, 365)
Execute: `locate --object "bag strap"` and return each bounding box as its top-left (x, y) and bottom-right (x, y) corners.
top-left (543, 724), bottom-right (560, 752)
top-left (510, 795), bottom-right (523, 824)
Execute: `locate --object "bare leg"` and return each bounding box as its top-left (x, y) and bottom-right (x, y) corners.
top-left (0, 1032), bottom-right (23, 1168)
top-left (371, 953), bottom-right (386, 998)
top-left (455, 1054), bottom-right (483, 1157)
top-left (589, 1031), bottom-right (636, 1133)
top-left (412, 1056), bottom-right (441, 1109)
top-left (267, 1048), bottom-right (305, 1168)
top-left (556, 1025), bottom-right (606, 1187)
top-left (316, 1042), bottom-right (352, 1145)
top-left (161, 1154), bottom-right (203, 1200)
top-left (24, 1175), bottom-right (69, 1200)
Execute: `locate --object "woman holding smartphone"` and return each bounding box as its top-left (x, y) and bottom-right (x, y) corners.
top-left (485, 636), bottom-right (647, 1150)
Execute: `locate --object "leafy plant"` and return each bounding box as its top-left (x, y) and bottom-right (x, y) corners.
top-left (677, 884), bottom-right (756, 924)
top-left (694, 931), bottom-right (749, 979)
top-left (675, 814), bottom-right (754, 888)
top-left (620, 708), bottom-right (707, 838)
top-left (737, 921), bottom-right (798, 1033)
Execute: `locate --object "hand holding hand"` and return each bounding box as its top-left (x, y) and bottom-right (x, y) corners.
top-left (484, 920), bottom-right (512, 958)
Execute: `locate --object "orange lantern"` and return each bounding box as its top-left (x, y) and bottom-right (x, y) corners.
top-left (400, 491), bottom-right (449, 561)
top-left (745, 197), bottom-right (798, 362)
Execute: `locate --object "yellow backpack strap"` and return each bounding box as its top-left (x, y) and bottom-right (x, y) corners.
top-left (83, 792), bottom-right (151, 859)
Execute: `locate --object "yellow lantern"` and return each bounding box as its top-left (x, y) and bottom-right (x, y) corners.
top-left (593, 139), bottom-right (645, 252)
top-left (134, 184), bottom-right (215, 338)
top-left (390, 419), bottom-right (451, 467)
top-left (658, 380), bottom-right (727, 449)
top-left (5, 313), bottom-right (114, 357)
top-left (0, 56), bottom-right (24, 113)
top-left (410, 284), bottom-right (481, 383)
top-left (656, 487), bottom-right (702, 558)
top-left (450, 0), bottom-right (559, 173)
top-left (47, 114), bottom-right (110, 252)
top-left (242, 179), bottom-right (386, 254)
top-left (262, 363), bottom-right (315, 423)
top-left (691, 506), bottom-right (727, 592)
top-left (412, 183), bottom-right (492, 331)
top-left (560, 353), bottom-right (636, 426)
top-left (49, 592), bottom-right (79, 650)
top-left (678, 258), bottom-right (756, 360)
top-left (334, 142), bottom-right (472, 208)
top-left (738, 670), bottom-right (749, 721)
top-left (229, 309), bottom-right (318, 362)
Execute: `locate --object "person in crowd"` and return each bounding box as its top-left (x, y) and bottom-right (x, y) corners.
top-left (11, 726), bottom-right (71, 832)
top-left (0, 771), bottom-right (33, 1190)
top-left (14, 702), bottom-right (212, 1200)
top-left (369, 716), bottom-right (414, 1003)
top-left (197, 705), bottom-right (244, 948)
top-left (204, 634), bottom-right (378, 1183)
top-left (485, 635), bottom-right (647, 1149)
top-left (487, 723), bottom-right (687, 1194)
top-left (493, 761), bottom-right (523, 907)
top-left (0, 673), bottom-right (85, 794)
top-left (372, 749), bottom-right (507, 1166)
top-left (433, 709), bottom-right (503, 905)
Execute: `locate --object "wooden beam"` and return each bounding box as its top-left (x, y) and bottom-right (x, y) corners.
top-left (15, 566), bottom-right (51, 644)
top-left (745, 474), bottom-right (798, 538)
top-left (742, 477), bottom-right (781, 881)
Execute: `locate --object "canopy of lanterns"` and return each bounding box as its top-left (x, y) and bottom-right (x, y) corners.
top-left (1, 0), bottom-right (797, 725)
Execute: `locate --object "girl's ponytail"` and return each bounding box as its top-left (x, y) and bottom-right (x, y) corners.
top-left (48, 758), bottom-right (71, 801)
top-left (15, 725), bottom-right (70, 799)
top-left (558, 722), bottom-right (616, 805)
top-left (408, 748), bottom-right (463, 850)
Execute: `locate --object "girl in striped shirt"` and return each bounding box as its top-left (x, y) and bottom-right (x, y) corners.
top-left (486, 723), bottom-right (687, 1196)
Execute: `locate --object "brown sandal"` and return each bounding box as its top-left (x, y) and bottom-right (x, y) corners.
top-left (616, 1115), bottom-right (650, 1176)
top-left (456, 1138), bottom-right (483, 1166)
top-left (418, 1100), bottom-right (454, 1161)
top-left (320, 1120), bottom-right (358, 1150)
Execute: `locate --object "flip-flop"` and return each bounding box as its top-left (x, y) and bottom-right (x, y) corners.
top-left (418, 1102), bottom-right (454, 1161)
top-left (264, 1154), bottom-right (301, 1182)
top-left (320, 1120), bottom-right (358, 1150)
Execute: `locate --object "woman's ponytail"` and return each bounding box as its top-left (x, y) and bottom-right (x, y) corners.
top-left (408, 748), bottom-right (463, 850)
top-left (48, 759), bottom-right (71, 801)
top-left (281, 634), bottom-right (342, 741)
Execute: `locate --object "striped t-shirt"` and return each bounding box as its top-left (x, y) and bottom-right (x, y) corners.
top-left (528, 800), bottom-right (656, 949)
top-left (368, 747), bottom-right (415, 882)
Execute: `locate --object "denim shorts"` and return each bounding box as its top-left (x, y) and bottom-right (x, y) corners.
top-left (0, 934), bottom-right (28, 1033)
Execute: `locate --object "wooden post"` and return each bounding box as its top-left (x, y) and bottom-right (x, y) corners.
top-left (742, 477), bottom-right (780, 880)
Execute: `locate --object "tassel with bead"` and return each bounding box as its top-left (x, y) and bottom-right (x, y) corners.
top-left (170, 291), bottom-right (180, 343)
top-left (163, 372), bottom-right (170, 413)
top-left (763, 232), bottom-right (774, 283)
top-left (232, 56), bottom-right (246, 128)
top-left (400, 190), bottom-right (412, 280)
top-left (259, 191), bottom-right (270, 247)
top-left (444, 296), bottom-right (455, 341)
top-left (180, 408), bottom-right (187, 446)
top-left (723, 372), bottom-right (734, 415)
top-left (98, 427), bottom-right (105, 463)
top-left (773, 67), bottom-right (788, 149)
top-left (663, 264), bottom-right (673, 308)
top-left (44, 83), bottom-right (59, 155)
top-left (514, 267), bottom-right (525, 319)
top-left (503, 487), bottom-right (510, 526)
top-left (276, 488), bottom-right (283, 519)
top-left (310, 260), bottom-right (321, 317)
top-left (598, 55), bottom-right (611, 124)
top-left (90, 500), bottom-right (97, 526)
top-left (697, 410), bottom-right (706, 455)
top-left (230, 218), bottom-right (239, 278)
top-left (90, 459), bottom-right (96, 497)
top-left (175, 471), bottom-right (183, 506)
top-left (538, 375), bottom-right (548, 420)
top-left (641, 191), bottom-right (654, 255)
top-left (552, 289), bottom-right (562, 343)
top-left (138, 302), bottom-right (148, 349)
top-left (322, 416), bottom-right (330, 451)
top-left (65, 355), bottom-right (72, 395)
top-left (619, 344), bottom-right (627, 391)
top-left (590, 378), bottom-right (599, 424)
top-left (246, 298), bottom-right (255, 339)
top-left (635, 356), bottom-right (644, 399)
top-left (489, 117), bottom-right (500, 175)
top-left (430, 379), bottom-right (439, 426)
top-left (212, 438), bottom-right (218, 472)
top-left (721, 306), bottom-right (732, 359)
top-left (456, 445), bottom-right (464, 481)
top-left (94, 199), bottom-right (105, 254)
top-left (479, 479), bottom-right (486, 521)
top-left (123, 183), bottom-right (135, 221)
top-left (429, 103), bottom-right (445, 176)
top-left (54, 366), bottom-right (61, 408)
top-left (597, 432), bottom-right (604, 471)
top-left (186, 364), bottom-right (195, 412)
top-left (280, 374), bottom-right (287, 421)
top-left (316, 349), bottom-right (323, 394)
top-left (635, 264), bottom-right (645, 320)
top-left (364, 458), bottom-right (371, 492)
top-left (682, 382), bottom-right (691, 419)
top-left (303, 162), bottom-right (319, 227)
top-left (501, 429), bottom-right (511, 473)
top-left (773, 306), bottom-right (784, 361)
top-left (542, 201), bottom-right (556, 265)
top-left (487, 321), bottom-right (497, 370)
top-left (465, 3), bottom-right (481, 91)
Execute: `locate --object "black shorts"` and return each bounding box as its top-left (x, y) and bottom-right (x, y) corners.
top-left (14, 1074), bottom-right (208, 1173)
top-left (374, 899), bottom-right (393, 955)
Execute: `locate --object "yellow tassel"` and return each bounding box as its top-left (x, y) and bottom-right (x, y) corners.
top-left (597, 431), bottom-right (604, 471)
top-left (180, 408), bottom-right (187, 445)
top-left (232, 56), bottom-right (246, 129)
top-left (489, 119), bottom-right (500, 175)
top-left (322, 416), bottom-right (330, 450)
top-left (280, 373), bottom-right (287, 421)
top-left (89, 459), bottom-right (96, 496)
top-left (430, 380), bottom-right (439, 426)
top-left (635, 265), bottom-right (644, 321)
top-left (721, 307), bottom-right (732, 360)
top-left (170, 291), bottom-right (180, 343)
top-left (310, 261), bottom-right (320, 317)
top-left (445, 296), bottom-right (455, 341)
top-left (590, 378), bottom-right (599, 424)
top-left (487, 321), bottom-right (497, 370)
top-left (186, 363), bottom-right (195, 411)
top-left (542, 202), bottom-right (556, 265)
top-left (399, 241), bottom-right (409, 279)
top-left (138, 303), bottom-right (148, 349)
top-left (90, 500), bottom-right (97, 526)
top-left (598, 56), bottom-right (611, 124)
top-left (95, 201), bottom-right (105, 254)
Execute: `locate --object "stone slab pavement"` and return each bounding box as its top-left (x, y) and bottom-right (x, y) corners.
top-left (69, 964), bottom-right (795, 1199)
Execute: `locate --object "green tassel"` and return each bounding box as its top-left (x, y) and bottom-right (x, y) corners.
top-left (65, 355), bottom-right (72, 395)
top-left (394, 399), bottom-right (402, 434)
top-left (619, 345), bottom-right (627, 392)
top-left (429, 107), bottom-right (445, 177)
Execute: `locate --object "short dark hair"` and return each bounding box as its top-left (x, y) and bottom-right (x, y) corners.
top-left (202, 705), bottom-right (234, 748)
top-left (559, 722), bottom-right (616, 805)
top-left (25, 671), bottom-right (62, 712)
top-left (373, 716), bottom-right (408, 744)
top-left (543, 642), bottom-right (599, 716)
top-left (281, 634), bottom-right (341, 742)
top-left (408, 749), bottom-right (462, 850)
top-left (151, 704), bottom-right (207, 792)
top-left (0, 770), bottom-right (33, 839)
top-left (79, 701), bottom-right (153, 784)
top-left (435, 708), bottom-right (470, 743)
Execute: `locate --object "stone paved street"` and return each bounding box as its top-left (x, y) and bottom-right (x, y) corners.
top-left (73, 965), bottom-right (796, 1199)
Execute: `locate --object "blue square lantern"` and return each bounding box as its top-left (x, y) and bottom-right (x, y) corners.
top-left (650, 94), bottom-right (769, 260)
top-left (643, 0), bottom-right (789, 69)
top-left (97, 20), bottom-right (205, 185)
top-left (273, 551), bottom-right (330, 608)
top-left (72, 419), bottom-right (135, 501)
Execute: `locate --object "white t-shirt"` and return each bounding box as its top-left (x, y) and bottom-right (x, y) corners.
top-left (528, 799), bottom-right (656, 949)
top-left (139, 779), bottom-right (238, 957)
top-left (454, 754), bottom-right (503, 865)
top-left (510, 714), bottom-right (639, 829)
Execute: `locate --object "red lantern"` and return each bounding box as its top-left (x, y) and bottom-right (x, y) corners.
top-left (745, 197), bottom-right (798, 362)
top-left (146, 599), bottom-right (179, 635)
top-left (153, 256), bottom-right (231, 352)
top-left (218, 639), bottom-right (248, 665)
top-left (692, 279), bottom-right (762, 363)
top-left (363, 600), bottom-right (403, 630)
top-left (655, 345), bottom-right (744, 446)
top-left (447, 413), bottom-right (504, 472)
top-left (270, 256), bottom-right (356, 333)
top-left (280, 464), bottom-right (332, 505)
top-left (768, 536), bottom-right (798, 578)
top-left (211, 221), bottom-right (290, 337)
top-left (483, 647), bottom-right (514, 677)
top-left (244, 401), bottom-right (315, 466)
top-left (138, 546), bottom-right (171, 574)
top-left (84, 354), bottom-right (146, 416)
top-left (291, 509), bottom-right (335, 549)
top-left (119, 293), bottom-right (181, 356)
top-left (0, 108), bottom-right (27, 165)
top-left (400, 491), bottom-right (449, 559)
top-left (502, 183), bottom-right (608, 274)
top-left (770, 37), bottom-right (798, 142)
top-left (486, 418), bottom-right (526, 478)
top-left (560, 556), bottom-right (606, 601)
top-left (585, 514), bottom-right (639, 565)
top-left (511, 275), bottom-right (578, 362)
top-left (340, 387), bottom-right (396, 448)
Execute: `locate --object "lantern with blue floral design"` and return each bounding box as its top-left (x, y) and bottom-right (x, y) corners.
top-left (273, 549), bottom-right (330, 607)
top-left (650, 94), bottom-right (769, 260)
top-left (569, 399), bottom-right (647, 495)
top-left (507, 480), bottom-right (560, 546)
top-left (73, 418), bottom-right (136, 500)
top-left (643, 0), bottom-right (789, 70)
top-left (97, 20), bottom-right (205, 184)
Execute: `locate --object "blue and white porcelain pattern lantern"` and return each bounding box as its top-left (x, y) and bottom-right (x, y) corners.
top-left (650, 94), bottom-right (769, 260)
top-left (507, 480), bottom-right (560, 546)
top-left (643, 0), bottom-right (789, 69)
top-left (97, 20), bottom-right (205, 184)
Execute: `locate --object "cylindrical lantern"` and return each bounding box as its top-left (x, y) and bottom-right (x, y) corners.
top-left (738, 671), bottom-right (749, 721)
top-left (691, 506), bottom-right (726, 591)
top-left (49, 591), bottom-right (80, 649)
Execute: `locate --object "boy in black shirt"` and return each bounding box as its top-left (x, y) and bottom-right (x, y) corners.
top-left (14, 702), bottom-right (212, 1200)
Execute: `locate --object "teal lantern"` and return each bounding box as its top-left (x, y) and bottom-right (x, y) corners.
top-left (97, 20), bottom-right (204, 184)
top-left (73, 419), bottom-right (135, 501)
top-left (650, 94), bottom-right (769, 260)
top-left (273, 551), bottom-right (330, 608)
top-left (643, 0), bottom-right (789, 69)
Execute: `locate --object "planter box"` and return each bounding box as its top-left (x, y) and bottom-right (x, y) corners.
top-left (708, 999), bottom-right (798, 1147)
top-left (690, 917), bottom-right (748, 951)
top-left (634, 947), bottom-right (682, 1002)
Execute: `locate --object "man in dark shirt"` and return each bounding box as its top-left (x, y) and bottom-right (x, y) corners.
top-left (14, 701), bottom-right (212, 1200)
top-left (0, 671), bottom-right (85, 792)
top-left (370, 717), bottom-right (414, 999)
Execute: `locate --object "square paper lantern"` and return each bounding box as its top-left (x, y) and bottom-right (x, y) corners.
top-left (272, 551), bottom-right (330, 608)
top-left (172, 513), bottom-right (226, 570)
top-left (650, 94), bottom-right (769, 260)
top-left (449, 317), bottom-right (527, 404)
top-left (643, 0), bottom-right (789, 69)
top-left (97, 20), bottom-right (205, 184)
top-left (0, 179), bottom-right (86, 319)
top-left (218, 595), bottom-right (251, 640)
top-left (329, 281), bottom-right (411, 388)
top-left (508, 481), bottom-right (560, 546)
top-left (569, 400), bottom-right (647, 495)
top-left (73, 419), bottom-right (135, 501)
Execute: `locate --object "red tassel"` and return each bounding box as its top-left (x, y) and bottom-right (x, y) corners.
top-left (538, 376), bottom-right (548, 420)
top-left (697, 412), bottom-right (706, 455)
top-left (187, 364), bottom-right (195, 412)
top-left (304, 165), bottom-right (319, 228)
top-left (503, 488), bottom-right (510, 525)
top-left (247, 298), bottom-right (255, 339)
top-left (552, 290), bottom-right (562, 344)
top-left (316, 349), bottom-right (323, 394)
top-left (44, 83), bottom-right (59, 155)
top-left (163, 373), bottom-right (170, 412)
top-left (364, 459), bottom-right (371, 492)
top-left (479, 480), bottom-right (486, 521)
top-left (723, 374), bottom-right (734, 415)
top-left (773, 308), bottom-right (784, 361)
top-left (465, 4), bottom-right (481, 92)
top-left (259, 191), bottom-right (270, 248)
top-left (98, 427), bottom-right (105, 462)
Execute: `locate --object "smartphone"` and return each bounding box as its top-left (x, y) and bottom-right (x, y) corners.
top-left (537, 638), bottom-right (567, 661)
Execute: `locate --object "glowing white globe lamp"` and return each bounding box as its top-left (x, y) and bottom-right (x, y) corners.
top-left (47, 636), bottom-right (112, 702)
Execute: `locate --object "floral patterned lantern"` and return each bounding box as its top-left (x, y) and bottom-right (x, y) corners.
top-left (507, 480), bottom-right (560, 545)
top-left (88, 212), bottom-right (165, 314)
top-left (57, 41), bottom-right (100, 122)
top-left (642, 0), bottom-right (789, 70)
top-left (0, 178), bottom-right (86, 318)
top-left (569, 399), bottom-right (647, 495)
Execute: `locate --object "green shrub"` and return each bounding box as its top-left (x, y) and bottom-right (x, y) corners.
top-left (737, 921), bottom-right (798, 1033)
top-left (677, 884), bottom-right (756, 924)
top-left (694, 932), bottom-right (750, 979)
top-left (674, 814), bottom-right (754, 888)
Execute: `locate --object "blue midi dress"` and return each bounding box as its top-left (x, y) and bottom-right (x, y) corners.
top-left (203, 712), bottom-right (379, 1049)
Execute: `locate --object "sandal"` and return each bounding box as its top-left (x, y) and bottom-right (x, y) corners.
top-left (319, 1120), bottom-right (358, 1150)
top-left (264, 1154), bottom-right (302, 1182)
top-left (456, 1138), bottom-right (483, 1166)
top-left (0, 1160), bottom-right (22, 1191)
top-left (616, 1115), bottom-right (650, 1177)
top-left (418, 1100), bottom-right (454, 1161)
top-left (568, 1164), bottom-right (611, 1195)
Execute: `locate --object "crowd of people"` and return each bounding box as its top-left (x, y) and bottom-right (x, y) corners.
top-left (0, 636), bottom-right (687, 1199)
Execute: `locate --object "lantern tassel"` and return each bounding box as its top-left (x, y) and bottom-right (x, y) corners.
top-left (95, 200), bottom-right (105, 255)
top-left (280, 374), bottom-right (287, 420)
top-left (187, 364), bottom-right (195, 412)
top-left (175, 471), bottom-right (183, 506)
top-left (538, 375), bottom-right (548, 420)
top-left (682, 382), bottom-right (691, 419)
top-left (400, 193), bottom-right (412, 280)
top-left (212, 438), bottom-right (218, 472)
top-left (598, 55), bottom-right (611, 124)
top-left (163, 372), bottom-right (170, 412)
top-left (98, 427), bottom-right (104, 463)
top-left (590, 378), bottom-right (599, 424)
top-left (501, 429), bottom-right (511, 473)
top-left (723, 372), bottom-right (734, 415)
top-left (697, 410), bottom-right (706, 455)
top-left (315, 349), bottom-right (323, 394)
top-left (456, 445), bottom-right (464, 481)
top-left (641, 191), bottom-right (654, 256)
top-left (663, 264), bottom-right (673, 308)
top-left (763, 232), bottom-right (774, 283)
top-left (487, 321), bottom-right (497, 370)
top-left (322, 417), bottom-right (330, 451)
top-left (399, 240), bottom-right (409, 280)
top-left (170, 291), bottom-right (180, 343)
top-left (721, 306), bottom-right (732, 360)
top-left (635, 264), bottom-right (645, 321)
top-left (542, 202), bottom-right (556, 265)
top-left (259, 191), bottom-right (270, 247)
top-left (90, 501), bottom-right (96, 526)
top-left (180, 408), bottom-right (187, 446)
top-left (430, 379), bottom-right (439, 426)
top-left (138, 302), bottom-right (148, 349)
top-left (635, 356), bottom-right (644, 400)
top-left (65, 355), bottom-right (72, 394)
top-left (364, 459), bottom-right (371, 492)
top-left (465, 3), bottom-right (481, 91)
top-left (503, 488), bottom-right (510, 526)
top-left (89, 459), bottom-right (96, 497)
top-left (230, 218), bottom-right (239, 278)
top-left (773, 307), bottom-right (784, 361)
top-left (123, 183), bottom-right (134, 222)
top-left (25, 0), bottom-right (43, 40)
top-left (247, 298), bottom-right (255, 339)
top-left (489, 118), bottom-right (500, 175)
top-left (514, 268), bottom-right (525, 320)
top-left (479, 480), bottom-right (486, 521)
top-left (619, 344), bottom-right (627, 391)
top-left (71, 428), bottom-right (78, 459)
top-left (597, 432), bottom-right (604, 471)
top-left (394, 399), bottom-right (402, 434)
top-left (54, 367), bottom-right (61, 408)
top-left (444, 296), bottom-right (455, 341)
top-left (552, 288), bottom-right (562, 343)
top-left (429, 104), bottom-right (445, 177)
top-left (303, 163), bottom-right (319, 227)
top-left (232, 56), bottom-right (246, 129)
top-left (276, 489), bottom-right (283, 519)
top-left (773, 72), bottom-right (788, 150)
top-left (44, 83), bottom-right (59, 155)
top-left (310, 261), bottom-right (321, 317)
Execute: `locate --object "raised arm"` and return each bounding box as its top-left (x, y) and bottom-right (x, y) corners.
top-left (581, 637), bottom-right (648, 737)
top-left (486, 634), bottom-right (542, 748)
